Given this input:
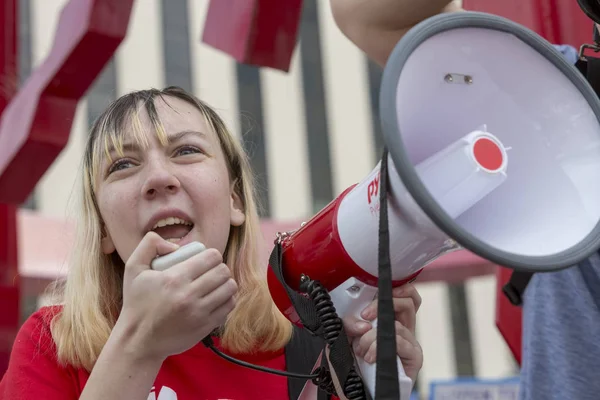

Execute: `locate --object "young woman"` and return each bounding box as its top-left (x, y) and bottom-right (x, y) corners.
top-left (0, 86), bottom-right (423, 399)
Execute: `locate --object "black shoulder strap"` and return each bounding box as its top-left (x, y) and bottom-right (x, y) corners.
top-left (285, 325), bottom-right (331, 400)
top-left (575, 49), bottom-right (600, 98)
top-left (577, 53), bottom-right (600, 97)
top-left (502, 271), bottom-right (534, 306)
top-left (503, 255), bottom-right (600, 308)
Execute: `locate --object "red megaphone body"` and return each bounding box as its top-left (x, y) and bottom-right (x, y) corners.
top-left (267, 128), bottom-right (508, 322)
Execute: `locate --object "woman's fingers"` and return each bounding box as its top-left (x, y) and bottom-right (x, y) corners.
top-left (352, 325), bottom-right (377, 358)
top-left (342, 315), bottom-right (372, 338)
top-left (392, 283), bottom-right (422, 312)
top-left (354, 321), bottom-right (421, 364)
top-left (361, 297), bottom-right (417, 333)
top-left (362, 335), bottom-right (419, 366)
top-left (359, 283), bottom-right (421, 332)
top-left (394, 298), bottom-right (417, 333)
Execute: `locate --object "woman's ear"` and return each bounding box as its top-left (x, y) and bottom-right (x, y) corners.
top-left (230, 186), bottom-right (246, 227)
top-left (101, 225), bottom-right (116, 254)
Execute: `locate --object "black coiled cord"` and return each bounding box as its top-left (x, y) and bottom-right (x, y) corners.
top-left (299, 274), bottom-right (367, 400)
top-left (311, 366), bottom-right (338, 395)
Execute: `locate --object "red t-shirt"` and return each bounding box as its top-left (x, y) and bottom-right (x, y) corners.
top-left (0, 306), bottom-right (321, 400)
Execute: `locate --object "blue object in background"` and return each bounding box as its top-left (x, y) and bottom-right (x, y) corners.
top-left (428, 377), bottom-right (520, 400)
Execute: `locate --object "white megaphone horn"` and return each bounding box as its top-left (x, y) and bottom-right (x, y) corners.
top-left (267, 11), bottom-right (600, 400)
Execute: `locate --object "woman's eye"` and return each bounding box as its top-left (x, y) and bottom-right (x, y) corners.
top-left (175, 146), bottom-right (201, 157)
top-left (108, 159), bottom-right (135, 175)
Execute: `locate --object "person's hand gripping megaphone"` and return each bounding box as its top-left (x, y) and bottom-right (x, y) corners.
top-left (324, 283), bottom-right (424, 399)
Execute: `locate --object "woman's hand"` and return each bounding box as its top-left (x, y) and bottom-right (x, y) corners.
top-left (342, 283), bottom-right (423, 383)
top-left (114, 232), bottom-right (238, 362)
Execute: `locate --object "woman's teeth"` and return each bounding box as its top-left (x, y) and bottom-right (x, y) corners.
top-left (150, 216), bottom-right (194, 242)
top-left (152, 217), bottom-right (193, 229)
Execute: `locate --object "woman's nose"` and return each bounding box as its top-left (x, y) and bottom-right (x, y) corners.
top-left (141, 161), bottom-right (181, 199)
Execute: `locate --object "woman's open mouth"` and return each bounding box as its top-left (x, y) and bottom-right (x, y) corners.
top-left (151, 217), bottom-right (194, 243)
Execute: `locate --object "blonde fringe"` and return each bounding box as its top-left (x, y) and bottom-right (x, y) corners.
top-left (46, 87), bottom-right (293, 371)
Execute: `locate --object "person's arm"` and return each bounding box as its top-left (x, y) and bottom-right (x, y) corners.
top-left (0, 308), bottom-right (163, 400)
top-left (77, 320), bottom-right (164, 400)
top-left (330, 0), bottom-right (464, 67)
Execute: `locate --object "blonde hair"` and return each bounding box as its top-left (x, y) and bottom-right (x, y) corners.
top-left (47, 86), bottom-right (293, 371)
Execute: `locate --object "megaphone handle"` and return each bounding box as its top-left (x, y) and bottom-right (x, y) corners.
top-left (353, 317), bottom-right (413, 400)
top-left (328, 277), bottom-right (413, 399)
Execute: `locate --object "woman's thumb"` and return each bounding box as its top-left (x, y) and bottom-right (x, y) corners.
top-left (124, 232), bottom-right (179, 279)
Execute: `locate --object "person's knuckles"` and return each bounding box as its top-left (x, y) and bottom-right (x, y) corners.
top-left (212, 263), bottom-right (232, 281)
top-left (408, 284), bottom-right (423, 310)
top-left (393, 284), bottom-right (422, 309)
top-left (395, 311), bottom-right (411, 330)
top-left (395, 320), bottom-right (416, 342)
top-left (356, 328), bottom-right (377, 355)
top-left (228, 294), bottom-right (237, 308)
top-left (354, 336), bottom-right (371, 358)
top-left (342, 315), bottom-right (359, 332)
top-left (170, 287), bottom-right (198, 314)
top-left (364, 342), bottom-right (377, 363)
top-left (225, 278), bottom-right (239, 296)
top-left (352, 334), bottom-right (367, 356)
top-left (395, 335), bottom-right (416, 357)
top-left (353, 339), bottom-right (367, 357)
top-left (210, 298), bottom-right (236, 324)
top-left (363, 298), bottom-right (416, 320)
top-left (393, 297), bottom-right (416, 315)
top-left (360, 287), bottom-right (421, 319)
top-left (161, 270), bottom-right (188, 291)
top-left (343, 316), bottom-right (371, 336)
top-left (360, 301), bottom-right (377, 320)
top-left (395, 320), bottom-right (407, 334)
top-left (200, 248), bottom-right (223, 267)
top-left (391, 284), bottom-right (412, 298)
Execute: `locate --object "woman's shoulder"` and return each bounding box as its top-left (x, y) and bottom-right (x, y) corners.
top-left (22, 304), bottom-right (63, 328)
top-left (0, 307), bottom-right (85, 398)
top-left (15, 305), bottom-right (63, 352)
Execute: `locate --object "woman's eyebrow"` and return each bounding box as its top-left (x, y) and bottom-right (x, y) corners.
top-left (106, 130), bottom-right (208, 156)
top-left (167, 130), bottom-right (208, 142)
top-left (106, 142), bottom-right (139, 158)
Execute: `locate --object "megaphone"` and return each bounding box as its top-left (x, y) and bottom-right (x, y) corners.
top-left (267, 11), bottom-right (600, 400)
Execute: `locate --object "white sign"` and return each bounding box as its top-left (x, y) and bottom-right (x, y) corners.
top-left (429, 377), bottom-right (520, 400)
